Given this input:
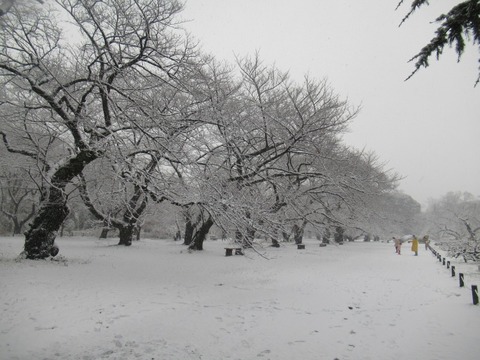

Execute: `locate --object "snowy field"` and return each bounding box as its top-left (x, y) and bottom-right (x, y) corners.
top-left (1, 236), bottom-right (479, 360)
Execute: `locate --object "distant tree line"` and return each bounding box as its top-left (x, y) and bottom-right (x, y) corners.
top-left (422, 191), bottom-right (480, 262)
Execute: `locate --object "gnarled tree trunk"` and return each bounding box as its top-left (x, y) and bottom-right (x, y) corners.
top-left (116, 184), bottom-right (148, 246)
top-left (24, 187), bottom-right (69, 259)
top-left (23, 151), bottom-right (98, 259)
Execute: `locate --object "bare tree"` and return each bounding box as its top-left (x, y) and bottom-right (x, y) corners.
top-left (78, 153), bottom-right (160, 246)
top-left (0, 0), bottom-right (44, 17)
top-left (0, 168), bottom-right (39, 235)
top-left (0, 0), bottom-right (198, 258)
top-left (424, 191), bottom-right (480, 261)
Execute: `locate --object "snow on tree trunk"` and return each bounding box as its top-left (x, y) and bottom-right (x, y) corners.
top-left (23, 187), bottom-right (69, 259)
top-left (23, 150), bottom-right (98, 259)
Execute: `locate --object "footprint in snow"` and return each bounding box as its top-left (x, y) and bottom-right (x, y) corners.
top-left (257, 349), bottom-right (271, 357)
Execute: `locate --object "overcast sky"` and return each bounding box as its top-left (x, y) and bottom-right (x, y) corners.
top-left (180, 0), bottom-right (479, 207)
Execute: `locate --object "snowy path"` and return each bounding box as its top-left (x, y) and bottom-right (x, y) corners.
top-left (1, 237), bottom-right (479, 360)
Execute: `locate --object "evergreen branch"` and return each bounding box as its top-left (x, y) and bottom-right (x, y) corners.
top-left (401, 0), bottom-right (480, 86)
top-left (397, 0), bottom-right (430, 26)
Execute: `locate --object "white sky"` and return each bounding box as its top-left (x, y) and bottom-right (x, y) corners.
top-left (180, 0), bottom-right (480, 206)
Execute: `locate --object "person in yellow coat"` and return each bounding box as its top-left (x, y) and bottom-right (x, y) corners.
top-left (411, 235), bottom-right (419, 256)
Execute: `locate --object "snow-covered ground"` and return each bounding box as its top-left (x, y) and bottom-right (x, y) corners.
top-left (1, 236), bottom-right (479, 360)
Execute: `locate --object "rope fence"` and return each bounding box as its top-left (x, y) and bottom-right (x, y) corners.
top-left (429, 245), bottom-right (479, 306)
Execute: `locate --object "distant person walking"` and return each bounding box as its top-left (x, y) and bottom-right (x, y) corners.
top-left (411, 235), bottom-right (419, 256)
top-left (423, 235), bottom-right (430, 250)
top-left (393, 237), bottom-right (401, 255)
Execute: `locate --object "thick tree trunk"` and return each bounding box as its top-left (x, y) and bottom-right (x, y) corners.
top-left (118, 226), bottom-right (134, 246)
top-left (293, 225), bottom-right (303, 245)
top-left (24, 187), bottom-right (69, 259)
top-left (183, 217), bottom-right (195, 246)
top-left (116, 185), bottom-right (147, 246)
top-left (99, 228), bottom-right (110, 239)
top-left (12, 219), bottom-right (22, 236)
top-left (292, 224), bottom-right (300, 244)
top-left (293, 220), bottom-right (308, 245)
top-left (293, 230), bottom-right (303, 244)
top-left (322, 227), bottom-right (331, 244)
top-left (23, 150), bottom-right (98, 259)
top-left (188, 217), bottom-right (214, 251)
top-left (334, 226), bottom-right (345, 243)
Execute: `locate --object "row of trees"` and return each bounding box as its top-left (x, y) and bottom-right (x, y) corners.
top-left (0, 0), bottom-right (415, 259)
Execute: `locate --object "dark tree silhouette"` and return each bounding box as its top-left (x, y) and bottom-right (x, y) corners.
top-left (397, 0), bottom-right (480, 86)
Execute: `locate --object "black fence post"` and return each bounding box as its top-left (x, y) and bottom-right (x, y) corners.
top-left (472, 285), bottom-right (479, 305)
top-left (451, 265), bottom-right (456, 277)
top-left (459, 273), bottom-right (464, 287)
top-left (447, 261), bottom-right (450, 269)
